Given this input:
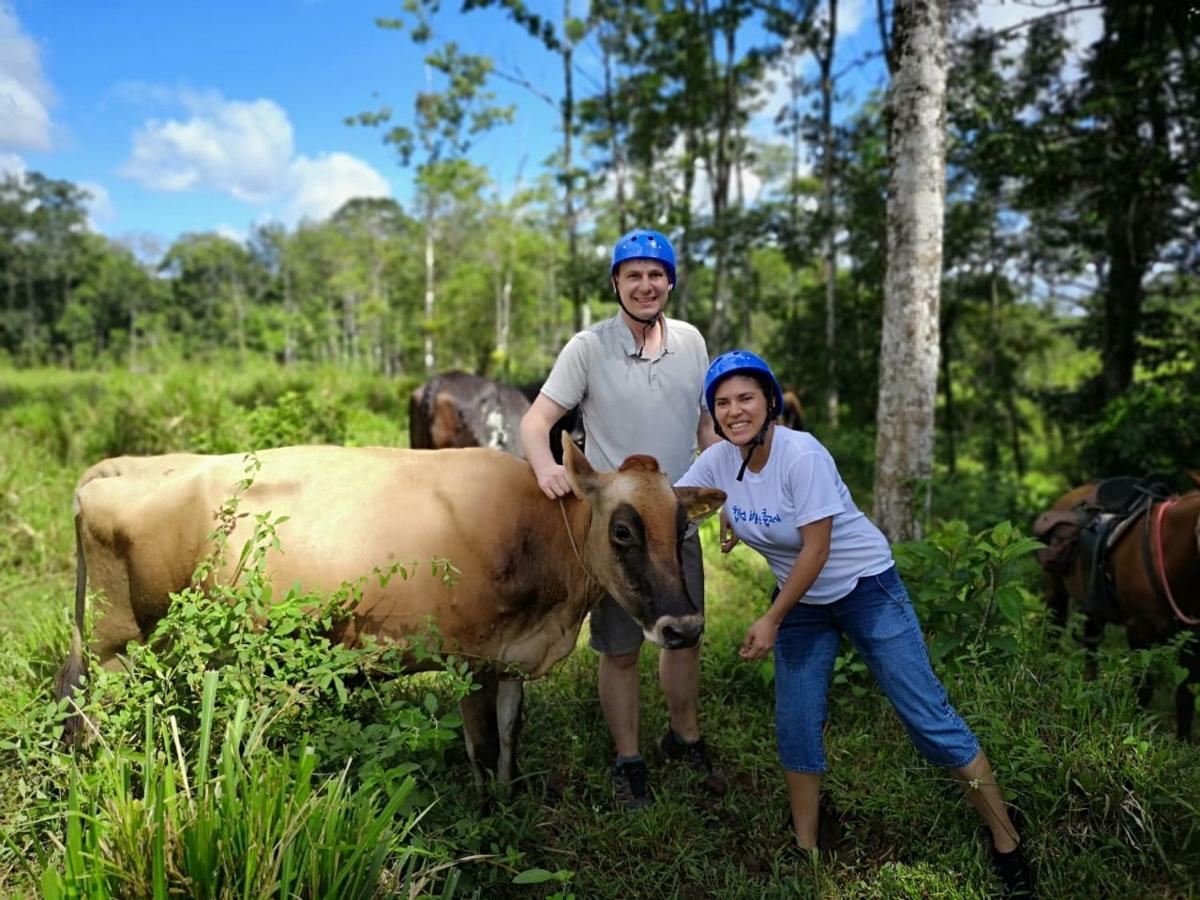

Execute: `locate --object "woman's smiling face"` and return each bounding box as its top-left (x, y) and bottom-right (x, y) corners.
top-left (713, 374), bottom-right (768, 445)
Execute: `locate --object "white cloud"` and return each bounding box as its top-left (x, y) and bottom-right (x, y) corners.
top-left (0, 151), bottom-right (26, 178)
top-left (285, 152), bottom-right (392, 223)
top-left (120, 90), bottom-right (393, 224)
top-left (78, 180), bottom-right (115, 229)
top-left (214, 223), bottom-right (246, 244)
top-left (121, 93), bottom-right (294, 202)
top-left (0, 4), bottom-right (55, 150)
top-left (832, 0), bottom-right (869, 39)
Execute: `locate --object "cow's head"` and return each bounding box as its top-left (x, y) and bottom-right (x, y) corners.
top-left (563, 437), bottom-right (724, 649)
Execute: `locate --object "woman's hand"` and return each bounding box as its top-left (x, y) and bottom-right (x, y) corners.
top-left (719, 508), bottom-right (739, 553)
top-left (739, 614), bottom-right (779, 661)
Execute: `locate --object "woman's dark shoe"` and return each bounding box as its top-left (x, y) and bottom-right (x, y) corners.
top-left (983, 807), bottom-right (1036, 898)
top-left (780, 795), bottom-right (845, 855)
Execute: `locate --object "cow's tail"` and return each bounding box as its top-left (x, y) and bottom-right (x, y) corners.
top-left (53, 507), bottom-right (89, 745)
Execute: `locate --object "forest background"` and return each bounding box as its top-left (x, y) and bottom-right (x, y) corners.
top-left (2, 0), bottom-right (1200, 897)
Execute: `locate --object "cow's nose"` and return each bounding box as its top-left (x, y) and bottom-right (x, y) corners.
top-left (661, 619), bottom-right (704, 649)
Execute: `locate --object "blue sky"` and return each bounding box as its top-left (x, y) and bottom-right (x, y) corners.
top-left (1, 1), bottom-right (1098, 257)
top-left (2, 0), bottom-right (571, 252)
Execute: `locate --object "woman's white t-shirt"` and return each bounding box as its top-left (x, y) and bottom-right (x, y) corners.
top-left (676, 427), bottom-right (893, 604)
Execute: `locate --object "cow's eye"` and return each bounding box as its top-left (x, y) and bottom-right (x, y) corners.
top-left (612, 523), bottom-right (634, 544)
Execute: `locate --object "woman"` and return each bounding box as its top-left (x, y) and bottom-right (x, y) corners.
top-left (676, 350), bottom-right (1033, 895)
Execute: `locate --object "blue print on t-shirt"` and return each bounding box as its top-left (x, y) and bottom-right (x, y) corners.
top-left (730, 504), bottom-right (782, 527)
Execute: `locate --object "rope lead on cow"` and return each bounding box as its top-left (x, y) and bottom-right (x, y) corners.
top-left (559, 497), bottom-right (598, 585)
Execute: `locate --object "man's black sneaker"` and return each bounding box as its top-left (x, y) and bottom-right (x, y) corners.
top-left (612, 758), bottom-right (651, 811)
top-left (658, 729), bottom-right (728, 796)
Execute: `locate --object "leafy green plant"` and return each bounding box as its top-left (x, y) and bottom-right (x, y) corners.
top-left (246, 389), bottom-right (348, 448)
top-left (40, 672), bottom-right (434, 899)
top-left (1079, 382), bottom-right (1200, 478)
top-left (893, 520), bottom-right (1044, 670)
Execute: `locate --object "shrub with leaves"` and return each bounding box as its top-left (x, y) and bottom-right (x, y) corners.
top-left (1079, 382), bottom-right (1200, 478)
top-left (893, 520), bottom-right (1044, 670)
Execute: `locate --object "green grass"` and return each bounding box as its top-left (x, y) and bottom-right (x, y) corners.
top-left (1, 365), bottom-right (1198, 898)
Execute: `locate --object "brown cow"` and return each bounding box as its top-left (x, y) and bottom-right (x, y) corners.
top-left (409, 371), bottom-right (530, 457)
top-left (56, 438), bottom-right (724, 789)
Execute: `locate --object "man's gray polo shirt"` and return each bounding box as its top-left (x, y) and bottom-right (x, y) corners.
top-left (541, 313), bottom-right (709, 483)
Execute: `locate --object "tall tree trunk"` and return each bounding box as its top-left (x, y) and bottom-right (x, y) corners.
top-left (677, 120), bottom-right (697, 321)
top-left (601, 39), bottom-right (629, 235)
top-left (985, 226), bottom-right (1001, 471)
top-left (1005, 383), bottom-right (1025, 477)
top-left (282, 261), bottom-right (296, 367)
top-left (423, 200), bottom-right (436, 372)
top-left (939, 296), bottom-right (957, 476)
top-left (788, 51), bottom-right (803, 325)
top-left (820, 0), bottom-right (840, 427)
top-left (700, 0), bottom-right (737, 349)
top-left (872, 0), bottom-right (948, 542)
top-left (563, 0), bottom-right (582, 334)
top-left (495, 182), bottom-right (520, 373)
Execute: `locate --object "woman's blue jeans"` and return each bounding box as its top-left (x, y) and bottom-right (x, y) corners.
top-left (773, 565), bottom-right (980, 773)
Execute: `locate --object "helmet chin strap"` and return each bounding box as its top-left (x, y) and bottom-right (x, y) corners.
top-left (735, 421), bottom-right (771, 482)
top-left (617, 295), bottom-right (663, 358)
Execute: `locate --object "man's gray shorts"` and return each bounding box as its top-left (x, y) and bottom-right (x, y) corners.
top-left (589, 531), bottom-right (705, 656)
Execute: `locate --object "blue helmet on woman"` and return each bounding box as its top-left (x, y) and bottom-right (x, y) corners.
top-left (704, 350), bottom-right (785, 421)
top-left (611, 229), bottom-right (676, 288)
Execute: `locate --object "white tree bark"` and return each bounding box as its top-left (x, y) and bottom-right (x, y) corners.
top-left (872, 0), bottom-right (948, 542)
top-left (423, 209), bottom-right (435, 373)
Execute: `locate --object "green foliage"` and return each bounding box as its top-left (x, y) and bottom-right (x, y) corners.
top-left (4, 368), bottom-right (1200, 897)
top-left (39, 674), bottom-right (428, 899)
top-left (1079, 382), bottom-right (1200, 477)
top-left (929, 469), bottom-right (1067, 534)
top-left (246, 390), bottom-right (348, 448)
top-left (894, 520), bottom-right (1043, 671)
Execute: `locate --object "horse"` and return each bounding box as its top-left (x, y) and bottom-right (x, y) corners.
top-left (1036, 473), bottom-right (1200, 739)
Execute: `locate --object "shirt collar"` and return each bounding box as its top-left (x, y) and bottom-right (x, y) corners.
top-left (612, 312), bottom-right (673, 358)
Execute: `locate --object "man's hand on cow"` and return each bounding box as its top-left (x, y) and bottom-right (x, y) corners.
top-left (719, 508), bottom-right (739, 553)
top-left (535, 463), bottom-right (575, 500)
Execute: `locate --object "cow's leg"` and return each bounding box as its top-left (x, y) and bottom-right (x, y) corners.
top-left (459, 670), bottom-right (500, 787)
top-left (495, 678), bottom-right (525, 796)
top-left (1175, 632), bottom-right (1199, 741)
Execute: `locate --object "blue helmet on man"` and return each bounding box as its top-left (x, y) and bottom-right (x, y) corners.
top-left (704, 350), bottom-right (785, 422)
top-left (611, 229), bottom-right (677, 288)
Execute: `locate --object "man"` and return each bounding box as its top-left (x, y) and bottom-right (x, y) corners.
top-left (520, 228), bottom-right (724, 810)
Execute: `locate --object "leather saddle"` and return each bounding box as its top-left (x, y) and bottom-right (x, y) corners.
top-left (1032, 475), bottom-right (1175, 619)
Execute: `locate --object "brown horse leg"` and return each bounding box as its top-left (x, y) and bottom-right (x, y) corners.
top-left (1043, 570), bottom-right (1070, 632)
top-left (1176, 633), bottom-right (1199, 741)
top-left (1082, 615), bottom-right (1104, 682)
top-left (1125, 621), bottom-right (1168, 718)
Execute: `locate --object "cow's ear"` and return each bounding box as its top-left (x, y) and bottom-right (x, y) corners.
top-left (675, 487), bottom-right (726, 524)
top-left (562, 433), bottom-right (602, 498)
top-left (1187, 470), bottom-right (1200, 490)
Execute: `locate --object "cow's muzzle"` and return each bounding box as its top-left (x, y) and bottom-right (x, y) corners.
top-left (647, 614), bottom-right (704, 649)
